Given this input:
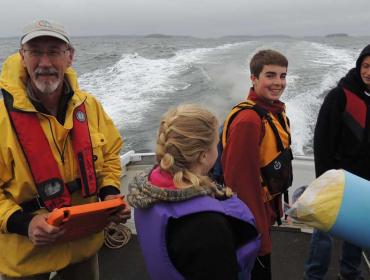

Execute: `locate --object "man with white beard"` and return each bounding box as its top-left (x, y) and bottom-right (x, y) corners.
top-left (0, 19), bottom-right (130, 279)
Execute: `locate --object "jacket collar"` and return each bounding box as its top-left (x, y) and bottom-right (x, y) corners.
top-left (127, 168), bottom-right (232, 209)
top-left (247, 87), bottom-right (286, 114)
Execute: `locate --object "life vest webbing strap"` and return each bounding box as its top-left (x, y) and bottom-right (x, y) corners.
top-left (253, 106), bottom-right (290, 151)
top-left (222, 101), bottom-right (267, 148)
top-left (223, 101), bottom-right (287, 152)
top-left (71, 104), bottom-right (97, 197)
top-left (264, 114), bottom-right (285, 152)
top-left (277, 113), bottom-right (291, 145)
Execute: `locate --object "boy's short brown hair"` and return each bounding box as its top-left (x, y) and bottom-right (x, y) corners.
top-left (250, 49), bottom-right (288, 77)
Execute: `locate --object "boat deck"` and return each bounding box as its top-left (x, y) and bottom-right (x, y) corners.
top-left (96, 152), bottom-right (370, 280)
top-left (98, 226), bottom-right (370, 280)
top-left (271, 226), bottom-right (370, 280)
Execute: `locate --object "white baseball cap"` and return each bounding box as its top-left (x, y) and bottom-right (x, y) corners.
top-left (21, 19), bottom-right (70, 45)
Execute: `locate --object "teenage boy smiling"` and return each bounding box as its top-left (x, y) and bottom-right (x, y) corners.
top-left (222, 50), bottom-right (292, 280)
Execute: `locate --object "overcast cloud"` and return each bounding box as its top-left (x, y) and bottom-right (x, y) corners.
top-left (0, 0), bottom-right (369, 38)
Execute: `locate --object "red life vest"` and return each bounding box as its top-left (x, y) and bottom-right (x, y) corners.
top-left (344, 88), bottom-right (366, 128)
top-left (5, 93), bottom-right (97, 211)
top-left (343, 88), bottom-right (367, 141)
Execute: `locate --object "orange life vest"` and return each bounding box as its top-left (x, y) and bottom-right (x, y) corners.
top-left (222, 100), bottom-right (293, 201)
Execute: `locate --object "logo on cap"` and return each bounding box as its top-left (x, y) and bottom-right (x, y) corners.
top-left (76, 111), bottom-right (86, 122)
top-left (37, 20), bottom-right (52, 28)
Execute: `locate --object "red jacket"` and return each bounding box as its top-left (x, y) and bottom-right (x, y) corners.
top-left (222, 88), bottom-right (286, 256)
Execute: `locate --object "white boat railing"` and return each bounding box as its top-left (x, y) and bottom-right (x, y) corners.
top-left (120, 150), bottom-right (156, 167)
top-left (120, 150), bottom-right (316, 196)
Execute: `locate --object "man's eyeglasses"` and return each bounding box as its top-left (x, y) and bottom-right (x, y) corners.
top-left (22, 49), bottom-right (70, 59)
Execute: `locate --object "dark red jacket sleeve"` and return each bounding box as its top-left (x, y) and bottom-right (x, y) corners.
top-left (222, 110), bottom-right (275, 256)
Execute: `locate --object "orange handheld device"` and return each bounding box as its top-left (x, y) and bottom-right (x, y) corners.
top-left (47, 197), bottom-right (126, 242)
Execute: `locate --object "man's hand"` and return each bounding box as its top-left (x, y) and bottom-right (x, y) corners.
top-left (104, 194), bottom-right (131, 224)
top-left (28, 213), bottom-right (65, 246)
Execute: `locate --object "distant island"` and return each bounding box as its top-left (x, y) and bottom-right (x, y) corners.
top-left (222, 34), bottom-right (291, 39)
top-left (325, 33), bottom-right (349, 38)
top-left (145, 34), bottom-right (173, 38)
top-left (144, 34), bottom-right (194, 39)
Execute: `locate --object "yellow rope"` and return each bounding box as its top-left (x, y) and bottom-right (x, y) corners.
top-left (104, 223), bottom-right (132, 249)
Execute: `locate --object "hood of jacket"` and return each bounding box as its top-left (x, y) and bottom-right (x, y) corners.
top-left (356, 44), bottom-right (370, 75)
top-left (339, 68), bottom-right (367, 94)
top-left (0, 53), bottom-right (82, 111)
top-left (339, 44), bottom-right (370, 95)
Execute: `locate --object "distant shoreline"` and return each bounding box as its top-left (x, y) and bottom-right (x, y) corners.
top-left (325, 33), bottom-right (349, 38)
top-left (1, 33), bottom-right (369, 40)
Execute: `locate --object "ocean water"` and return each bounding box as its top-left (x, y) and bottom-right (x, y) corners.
top-left (1, 35), bottom-right (369, 155)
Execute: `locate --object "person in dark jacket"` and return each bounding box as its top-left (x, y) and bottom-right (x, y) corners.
top-left (304, 44), bottom-right (370, 280)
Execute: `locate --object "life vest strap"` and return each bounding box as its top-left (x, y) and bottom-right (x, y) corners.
top-left (72, 105), bottom-right (97, 197)
top-left (222, 101), bottom-right (267, 148)
top-left (264, 114), bottom-right (285, 152)
top-left (222, 101), bottom-right (289, 152)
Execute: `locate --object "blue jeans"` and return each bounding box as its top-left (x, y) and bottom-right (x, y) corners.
top-left (304, 229), bottom-right (363, 280)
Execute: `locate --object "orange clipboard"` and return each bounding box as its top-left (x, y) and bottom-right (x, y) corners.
top-left (47, 197), bottom-right (126, 242)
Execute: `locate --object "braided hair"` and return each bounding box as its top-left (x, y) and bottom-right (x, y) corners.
top-left (155, 104), bottom-right (218, 189)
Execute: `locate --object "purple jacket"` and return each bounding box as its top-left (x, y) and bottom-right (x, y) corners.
top-left (135, 195), bottom-right (261, 280)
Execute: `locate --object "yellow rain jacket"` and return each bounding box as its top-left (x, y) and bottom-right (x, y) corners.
top-left (0, 53), bottom-right (123, 277)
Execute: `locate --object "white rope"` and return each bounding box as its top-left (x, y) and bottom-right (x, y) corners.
top-left (104, 223), bottom-right (132, 249)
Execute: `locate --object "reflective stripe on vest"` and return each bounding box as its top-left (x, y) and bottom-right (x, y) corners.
top-left (4, 93), bottom-right (97, 211)
top-left (135, 195), bottom-right (260, 280)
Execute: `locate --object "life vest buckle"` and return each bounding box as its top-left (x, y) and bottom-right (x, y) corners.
top-left (36, 178), bottom-right (64, 201)
top-left (35, 195), bottom-right (46, 210)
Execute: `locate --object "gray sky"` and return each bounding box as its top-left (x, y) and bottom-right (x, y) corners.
top-left (1, 0), bottom-right (369, 38)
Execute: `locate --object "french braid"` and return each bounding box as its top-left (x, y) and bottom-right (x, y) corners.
top-left (155, 105), bottom-right (218, 189)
